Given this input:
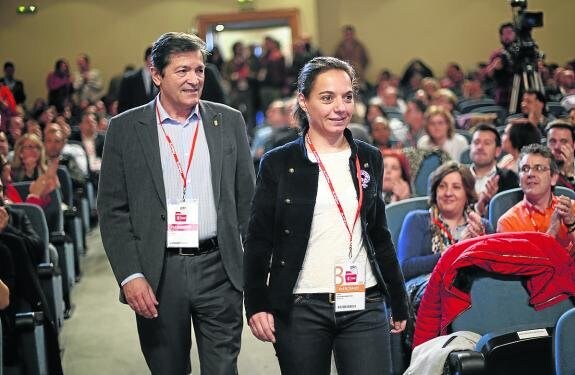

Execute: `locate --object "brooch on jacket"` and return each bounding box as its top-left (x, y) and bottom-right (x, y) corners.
top-left (361, 169), bottom-right (370, 189)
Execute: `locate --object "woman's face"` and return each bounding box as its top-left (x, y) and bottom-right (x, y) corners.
top-left (366, 105), bottom-right (383, 124)
top-left (436, 171), bottom-right (467, 218)
top-left (383, 156), bottom-right (403, 192)
top-left (371, 121), bottom-right (391, 146)
top-left (299, 69), bottom-right (354, 140)
top-left (427, 114), bottom-right (449, 144)
top-left (20, 140), bottom-right (41, 166)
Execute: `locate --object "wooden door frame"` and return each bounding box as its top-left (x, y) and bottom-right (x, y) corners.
top-left (196, 8), bottom-right (300, 42)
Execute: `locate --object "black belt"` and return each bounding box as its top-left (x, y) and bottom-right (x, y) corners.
top-left (167, 237), bottom-right (219, 256)
top-left (294, 286), bottom-right (382, 304)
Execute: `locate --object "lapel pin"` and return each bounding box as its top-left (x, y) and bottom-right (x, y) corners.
top-left (213, 116), bottom-right (219, 126)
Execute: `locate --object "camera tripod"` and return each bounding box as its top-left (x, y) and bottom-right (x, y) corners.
top-left (508, 62), bottom-right (545, 114)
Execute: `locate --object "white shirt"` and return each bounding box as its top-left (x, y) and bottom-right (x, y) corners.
top-left (293, 148), bottom-right (377, 293)
top-left (417, 133), bottom-right (469, 162)
top-left (471, 164), bottom-right (497, 195)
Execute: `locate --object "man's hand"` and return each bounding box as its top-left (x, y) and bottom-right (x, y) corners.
top-left (548, 208), bottom-right (562, 238)
top-left (248, 312), bottom-right (276, 343)
top-left (476, 174), bottom-right (500, 216)
top-left (560, 143), bottom-right (575, 176)
top-left (556, 195), bottom-right (575, 226)
top-left (122, 277), bottom-right (159, 319)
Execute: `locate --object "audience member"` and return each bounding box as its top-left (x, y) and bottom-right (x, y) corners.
top-left (370, 115), bottom-right (398, 150)
top-left (417, 105), bottom-right (468, 161)
top-left (7, 114), bottom-right (24, 147)
top-left (498, 143), bottom-right (575, 252)
top-left (46, 59), bottom-right (74, 113)
top-left (257, 37), bottom-right (286, 111)
top-left (0, 178), bottom-right (63, 373)
top-left (0, 82), bottom-right (17, 130)
top-left (70, 112), bottom-right (104, 183)
top-left (440, 63), bottom-right (464, 98)
top-left (0, 62), bottom-right (26, 106)
top-left (382, 149), bottom-right (411, 203)
top-left (545, 120), bottom-right (575, 190)
top-left (333, 25), bottom-right (369, 81)
top-left (0, 131), bottom-right (9, 158)
top-left (117, 47), bottom-right (156, 113)
top-left (399, 59), bottom-right (434, 100)
top-left (498, 122), bottom-right (541, 173)
top-left (398, 161), bottom-right (492, 283)
top-left (224, 41), bottom-right (256, 131)
top-left (73, 53), bottom-right (103, 104)
top-left (515, 89), bottom-right (554, 133)
top-left (11, 133), bottom-right (50, 181)
top-left (469, 123), bottom-right (519, 216)
top-left (403, 99), bottom-right (427, 147)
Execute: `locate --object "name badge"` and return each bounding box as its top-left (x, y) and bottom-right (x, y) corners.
top-left (167, 200), bottom-right (199, 248)
top-left (334, 261), bottom-right (366, 312)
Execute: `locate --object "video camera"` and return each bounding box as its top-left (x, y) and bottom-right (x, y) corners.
top-left (505, 0), bottom-right (544, 73)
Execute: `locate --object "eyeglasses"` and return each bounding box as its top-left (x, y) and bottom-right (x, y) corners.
top-left (519, 164), bottom-right (551, 174)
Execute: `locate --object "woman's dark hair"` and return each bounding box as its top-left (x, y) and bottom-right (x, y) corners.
top-left (152, 32), bottom-right (208, 75)
top-left (429, 161), bottom-right (477, 207)
top-left (294, 57), bottom-right (357, 131)
top-left (508, 122), bottom-right (541, 151)
top-left (54, 59), bottom-right (67, 71)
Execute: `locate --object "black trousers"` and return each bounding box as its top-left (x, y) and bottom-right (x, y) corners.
top-left (136, 250), bottom-right (242, 375)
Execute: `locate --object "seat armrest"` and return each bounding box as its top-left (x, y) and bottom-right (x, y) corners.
top-left (15, 311), bottom-right (45, 331)
top-left (447, 350), bottom-right (485, 375)
top-left (64, 206), bottom-right (79, 218)
top-left (37, 262), bottom-right (57, 278)
top-left (50, 231), bottom-right (69, 245)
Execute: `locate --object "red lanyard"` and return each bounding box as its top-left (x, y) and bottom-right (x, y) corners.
top-left (306, 134), bottom-right (363, 258)
top-left (156, 102), bottom-right (200, 200)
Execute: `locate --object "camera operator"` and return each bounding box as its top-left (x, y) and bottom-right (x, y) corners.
top-left (483, 23), bottom-right (516, 108)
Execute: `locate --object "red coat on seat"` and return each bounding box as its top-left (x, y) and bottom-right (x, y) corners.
top-left (413, 232), bottom-right (575, 348)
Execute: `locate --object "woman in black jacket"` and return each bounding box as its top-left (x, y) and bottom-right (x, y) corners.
top-left (244, 56), bottom-right (409, 375)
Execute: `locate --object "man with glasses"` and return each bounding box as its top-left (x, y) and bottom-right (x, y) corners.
top-left (497, 143), bottom-right (575, 252)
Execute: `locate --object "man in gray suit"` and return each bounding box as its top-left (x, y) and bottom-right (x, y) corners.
top-left (97, 32), bottom-right (255, 374)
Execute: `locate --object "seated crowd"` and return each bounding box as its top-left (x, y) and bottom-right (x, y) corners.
top-left (0, 23), bottom-right (574, 374)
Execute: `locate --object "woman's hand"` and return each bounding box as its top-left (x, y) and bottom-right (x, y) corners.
top-left (29, 173), bottom-right (59, 197)
top-left (461, 210), bottom-right (485, 240)
top-left (390, 318), bottom-right (407, 334)
top-left (248, 312), bottom-right (276, 343)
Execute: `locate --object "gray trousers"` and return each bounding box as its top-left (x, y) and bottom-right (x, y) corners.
top-left (136, 250), bottom-right (242, 375)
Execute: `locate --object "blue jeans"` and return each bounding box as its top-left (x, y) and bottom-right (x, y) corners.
top-left (273, 289), bottom-right (392, 375)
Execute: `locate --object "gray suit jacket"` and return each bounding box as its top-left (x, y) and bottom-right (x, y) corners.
top-left (97, 99), bottom-right (255, 299)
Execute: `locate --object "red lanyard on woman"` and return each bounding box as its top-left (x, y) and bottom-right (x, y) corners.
top-left (156, 102), bottom-right (200, 201)
top-left (306, 134), bottom-right (363, 258)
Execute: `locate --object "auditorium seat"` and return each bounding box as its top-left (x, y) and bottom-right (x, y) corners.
top-left (554, 307), bottom-right (575, 375)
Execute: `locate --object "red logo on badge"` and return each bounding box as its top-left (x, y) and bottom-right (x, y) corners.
top-left (345, 271), bottom-right (357, 283)
top-left (175, 212), bottom-right (187, 222)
